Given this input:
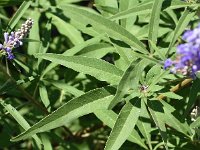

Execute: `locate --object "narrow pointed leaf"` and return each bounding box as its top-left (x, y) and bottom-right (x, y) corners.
top-left (7, 1), bottom-right (32, 30)
top-left (148, 0), bottom-right (163, 52)
top-left (147, 100), bottom-right (168, 150)
top-left (137, 99), bottom-right (152, 150)
top-left (110, 1), bottom-right (152, 20)
top-left (41, 35), bottom-right (104, 77)
top-left (94, 109), bottom-right (147, 149)
top-left (166, 9), bottom-right (195, 56)
top-left (109, 59), bottom-right (149, 109)
top-left (60, 5), bottom-right (148, 54)
top-left (0, 99), bottom-right (42, 149)
top-left (105, 99), bottom-right (141, 150)
top-left (35, 53), bottom-right (123, 85)
top-left (11, 86), bottom-right (115, 141)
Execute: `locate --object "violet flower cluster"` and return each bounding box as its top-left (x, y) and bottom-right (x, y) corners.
top-left (0, 18), bottom-right (34, 59)
top-left (164, 24), bottom-right (200, 77)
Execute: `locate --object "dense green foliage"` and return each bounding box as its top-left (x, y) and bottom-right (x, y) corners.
top-left (0, 0), bottom-right (200, 149)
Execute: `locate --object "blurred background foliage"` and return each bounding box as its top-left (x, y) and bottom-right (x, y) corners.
top-left (0, 0), bottom-right (200, 150)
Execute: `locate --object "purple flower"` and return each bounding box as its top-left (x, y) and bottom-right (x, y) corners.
top-left (164, 59), bottom-right (173, 69)
top-left (164, 23), bottom-right (200, 77)
top-left (0, 18), bottom-right (34, 60)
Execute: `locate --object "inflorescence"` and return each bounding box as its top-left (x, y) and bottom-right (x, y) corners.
top-left (164, 24), bottom-right (200, 77)
top-left (0, 18), bottom-right (34, 60)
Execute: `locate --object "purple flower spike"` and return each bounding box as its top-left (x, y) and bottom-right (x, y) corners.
top-left (0, 18), bottom-right (33, 60)
top-left (4, 32), bottom-right (9, 43)
top-left (164, 59), bottom-right (172, 69)
top-left (5, 47), bottom-right (14, 60)
top-left (164, 23), bottom-right (200, 77)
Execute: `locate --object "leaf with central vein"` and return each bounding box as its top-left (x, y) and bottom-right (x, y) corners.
top-left (59, 5), bottom-right (148, 54)
top-left (41, 35), bottom-right (104, 77)
top-left (109, 59), bottom-right (149, 109)
top-left (147, 100), bottom-right (168, 150)
top-left (35, 53), bottom-right (123, 85)
top-left (137, 98), bottom-right (152, 150)
top-left (94, 109), bottom-right (147, 149)
top-left (7, 1), bottom-right (31, 30)
top-left (110, 2), bottom-right (153, 20)
top-left (11, 86), bottom-right (116, 141)
top-left (148, 0), bottom-right (163, 52)
top-left (166, 9), bottom-right (195, 56)
top-left (105, 99), bottom-right (141, 150)
top-left (0, 99), bottom-right (42, 149)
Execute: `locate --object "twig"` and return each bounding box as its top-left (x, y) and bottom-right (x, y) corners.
top-left (0, 63), bottom-right (49, 114)
top-left (157, 78), bottom-right (193, 100)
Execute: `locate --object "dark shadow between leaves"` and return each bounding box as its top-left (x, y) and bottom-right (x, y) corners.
top-left (147, 100), bottom-right (164, 113)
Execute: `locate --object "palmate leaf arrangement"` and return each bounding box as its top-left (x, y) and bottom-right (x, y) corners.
top-left (1, 0), bottom-right (200, 150)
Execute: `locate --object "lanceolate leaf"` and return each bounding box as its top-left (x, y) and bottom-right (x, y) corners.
top-left (137, 98), bottom-right (152, 150)
top-left (185, 79), bottom-right (200, 117)
top-left (46, 13), bottom-right (84, 45)
top-left (7, 1), bottom-right (31, 30)
top-left (109, 59), bottom-right (149, 109)
top-left (35, 53), bottom-right (123, 85)
top-left (41, 35), bottom-right (104, 78)
top-left (161, 100), bottom-right (192, 136)
top-left (11, 86), bottom-right (116, 141)
top-left (0, 99), bottom-right (42, 149)
top-left (148, 0), bottom-right (163, 53)
top-left (59, 5), bottom-right (148, 54)
top-left (166, 9), bottom-right (195, 56)
top-left (49, 80), bottom-right (85, 97)
top-left (110, 1), bottom-right (153, 21)
top-left (94, 109), bottom-right (147, 149)
top-left (105, 99), bottom-right (141, 150)
top-left (190, 117), bottom-right (200, 128)
top-left (147, 99), bottom-right (168, 150)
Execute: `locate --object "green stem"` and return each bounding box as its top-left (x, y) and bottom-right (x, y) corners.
top-left (0, 63), bottom-right (49, 114)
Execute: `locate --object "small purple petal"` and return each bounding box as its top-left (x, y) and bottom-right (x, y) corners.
top-left (164, 59), bottom-right (172, 69)
top-left (4, 32), bottom-right (9, 43)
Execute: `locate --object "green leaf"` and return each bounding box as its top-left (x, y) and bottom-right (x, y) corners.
top-left (35, 53), bottom-right (123, 85)
top-left (60, 4), bottom-right (148, 54)
top-left (27, 9), bottom-right (41, 55)
top-left (94, 109), bottom-right (147, 149)
top-left (0, 0), bottom-right (24, 6)
top-left (161, 100), bottom-right (192, 136)
top-left (39, 84), bottom-right (51, 112)
top-left (95, 5), bottom-right (118, 15)
top-left (137, 99), bottom-right (152, 150)
top-left (149, 40), bottom-right (165, 60)
top-left (109, 59), bottom-right (149, 109)
top-left (160, 92), bottom-right (183, 100)
top-left (185, 79), bottom-right (200, 117)
top-left (0, 99), bottom-right (42, 149)
top-left (46, 13), bottom-right (84, 45)
top-left (94, 0), bottom-right (118, 16)
top-left (110, 1), bottom-right (152, 21)
top-left (148, 0), bottom-right (163, 53)
top-left (105, 99), bottom-right (141, 150)
top-left (49, 80), bottom-right (85, 97)
top-left (191, 117), bottom-right (200, 128)
top-left (146, 65), bottom-right (162, 84)
top-left (147, 100), bottom-right (168, 150)
top-left (7, 1), bottom-right (32, 30)
top-left (118, 0), bottom-right (138, 29)
top-left (41, 35), bottom-right (104, 78)
top-left (163, 0), bottom-right (200, 11)
top-left (11, 86), bottom-right (115, 141)
top-left (166, 9), bottom-right (195, 56)
top-left (76, 43), bottom-right (115, 59)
